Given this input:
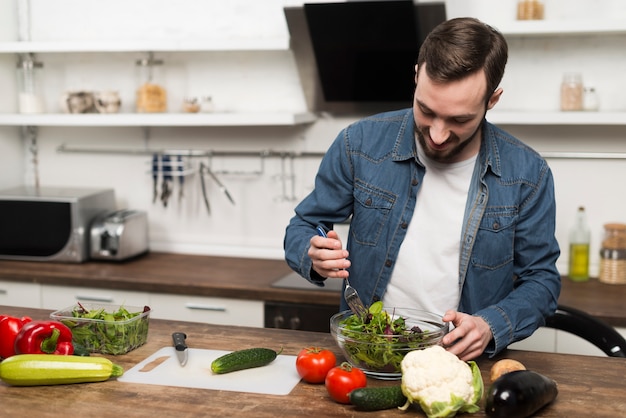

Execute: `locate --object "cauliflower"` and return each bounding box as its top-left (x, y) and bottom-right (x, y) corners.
top-left (400, 345), bottom-right (483, 418)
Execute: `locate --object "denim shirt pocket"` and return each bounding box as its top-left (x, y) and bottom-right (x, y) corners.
top-left (351, 180), bottom-right (395, 246)
top-left (472, 207), bottom-right (518, 270)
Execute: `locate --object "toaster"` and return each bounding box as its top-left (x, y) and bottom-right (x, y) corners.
top-left (90, 209), bottom-right (149, 261)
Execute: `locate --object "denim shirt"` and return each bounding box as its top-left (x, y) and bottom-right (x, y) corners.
top-left (284, 108), bottom-right (561, 356)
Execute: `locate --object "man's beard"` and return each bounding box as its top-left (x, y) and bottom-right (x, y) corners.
top-left (414, 120), bottom-right (483, 163)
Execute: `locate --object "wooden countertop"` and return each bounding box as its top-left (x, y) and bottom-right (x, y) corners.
top-left (558, 276), bottom-right (626, 327)
top-left (1, 253), bottom-right (625, 326)
top-left (0, 252), bottom-right (341, 307)
top-left (1, 305), bottom-right (625, 418)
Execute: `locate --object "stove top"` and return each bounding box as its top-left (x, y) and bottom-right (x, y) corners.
top-left (271, 271), bottom-right (343, 292)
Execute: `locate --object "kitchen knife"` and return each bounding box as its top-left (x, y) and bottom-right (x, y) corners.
top-left (172, 332), bottom-right (188, 367)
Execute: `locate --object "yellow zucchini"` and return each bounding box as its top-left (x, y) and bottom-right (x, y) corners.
top-left (0, 354), bottom-right (124, 386)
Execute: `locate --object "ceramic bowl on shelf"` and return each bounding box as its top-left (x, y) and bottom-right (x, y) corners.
top-left (330, 307), bottom-right (448, 380)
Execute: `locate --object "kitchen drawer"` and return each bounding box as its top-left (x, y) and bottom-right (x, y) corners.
top-left (41, 284), bottom-right (150, 310)
top-left (149, 293), bottom-right (264, 327)
top-left (0, 280), bottom-right (41, 308)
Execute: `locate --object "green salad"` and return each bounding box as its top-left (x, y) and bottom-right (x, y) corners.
top-left (59, 303), bottom-right (151, 355)
top-left (338, 301), bottom-right (441, 373)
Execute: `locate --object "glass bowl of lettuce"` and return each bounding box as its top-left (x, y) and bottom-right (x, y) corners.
top-left (330, 302), bottom-right (449, 380)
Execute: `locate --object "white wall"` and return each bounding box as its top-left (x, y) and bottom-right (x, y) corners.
top-left (1, 0), bottom-right (626, 273)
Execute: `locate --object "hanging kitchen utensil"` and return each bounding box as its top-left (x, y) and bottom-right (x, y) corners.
top-left (152, 153), bottom-right (159, 203)
top-left (161, 154), bottom-right (172, 207)
top-left (198, 162), bottom-right (211, 215)
top-left (177, 155), bottom-right (185, 202)
top-left (204, 164), bottom-right (235, 206)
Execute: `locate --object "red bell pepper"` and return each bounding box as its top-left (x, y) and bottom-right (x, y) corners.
top-left (14, 320), bottom-right (74, 355)
top-left (0, 315), bottom-right (32, 359)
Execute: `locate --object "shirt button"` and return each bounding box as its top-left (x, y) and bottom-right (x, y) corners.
top-left (365, 198), bottom-right (372, 206)
top-left (385, 259), bottom-right (393, 267)
top-left (493, 222), bottom-right (500, 230)
top-left (401, 222), bottom-right (408, 229)
top-left (411, 178), bottom-right (419, 186)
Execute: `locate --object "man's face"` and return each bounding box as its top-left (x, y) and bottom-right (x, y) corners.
top-left (413, 64), bottom-right (501, 163)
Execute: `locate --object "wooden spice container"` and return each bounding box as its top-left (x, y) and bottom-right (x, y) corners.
top-left (599, 223), bottom-right (626, 284)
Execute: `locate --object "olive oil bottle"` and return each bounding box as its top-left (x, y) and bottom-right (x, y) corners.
top-left (568, 206), bottom-right (590, 281)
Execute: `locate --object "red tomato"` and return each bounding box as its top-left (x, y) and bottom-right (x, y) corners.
top-left (296, 347), bottom-right (337, 384)
top-left (325, 362), bottom-right (367, 404)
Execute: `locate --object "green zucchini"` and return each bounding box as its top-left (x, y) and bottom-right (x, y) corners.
top-left (485, 370), bottom-right (558, 418)
top-left (211, 347), bottom-right (282, 374)
top-left (0, 354), bottom-right (124, 386)
top-left (349, 386), bottom-right (407, 411)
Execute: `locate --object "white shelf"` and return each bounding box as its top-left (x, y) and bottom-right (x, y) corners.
top-left (0, 112), bottom-right (317, 127)
top-left (498, 20), bottom-right (626, 36)
top-left (0, 38), bottom-right (290, 54)
top-left (487, 110), bottom-right (626, 126)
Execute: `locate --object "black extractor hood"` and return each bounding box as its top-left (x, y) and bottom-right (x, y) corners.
top-left (284, 1), bottom-right (446, 115)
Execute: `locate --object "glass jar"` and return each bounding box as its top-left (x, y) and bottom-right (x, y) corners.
top-left (560, 73), bottom-right (583, 111)
top-left (517, 0), bottom-right (544, 20)
top-left (599, 223), bottom-right (626, 285)
top-left (135, 54), bottom-right (167, 113)
top-left (16, 54), bottom-right (45, 114)
top-left (583, 86), bottom-right (599, 111)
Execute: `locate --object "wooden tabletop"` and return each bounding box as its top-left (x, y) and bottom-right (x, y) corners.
top-left (1, 305), bottom-right (625, 418)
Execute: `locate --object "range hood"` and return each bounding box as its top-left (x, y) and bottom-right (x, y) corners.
top-left (284, 1), bottom-right (446, 115)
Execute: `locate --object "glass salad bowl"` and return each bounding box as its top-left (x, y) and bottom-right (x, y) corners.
top-left (330, 305), bottom-right (449, 380)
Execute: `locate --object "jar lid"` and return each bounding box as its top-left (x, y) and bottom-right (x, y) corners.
top-left (17, 59), bottom-right (43, 69)
top-left (604, 223), bottom-right (626, 231)
top-left (136, 57), bottom-right (164, 67)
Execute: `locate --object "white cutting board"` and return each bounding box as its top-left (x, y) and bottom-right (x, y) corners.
top-left (118, 347), bottom-right (301, 395)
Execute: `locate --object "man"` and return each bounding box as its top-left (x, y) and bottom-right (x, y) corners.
top-left (283, 17), bottom-right (561, 360)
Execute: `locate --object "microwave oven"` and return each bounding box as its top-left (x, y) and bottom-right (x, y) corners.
top-left (0, 186), bottom-right (116, 262)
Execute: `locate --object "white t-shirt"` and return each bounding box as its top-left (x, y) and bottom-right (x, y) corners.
top-left (382, 142), bottom-right (477, 316)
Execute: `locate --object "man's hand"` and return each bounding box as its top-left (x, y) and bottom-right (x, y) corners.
top-left (308, 229), bottom-right (350, 279)
top-left (441, 310), bottom-right (493, 361)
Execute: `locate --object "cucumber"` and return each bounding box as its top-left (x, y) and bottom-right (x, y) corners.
top-left (210, 347), bottom-right (281, 374)
top-left (485, 370), bottom-right (558, 418)
top-left (349, 386), bottom-right (407, 411)
top-left (0, 354), bottom-right (124, 386)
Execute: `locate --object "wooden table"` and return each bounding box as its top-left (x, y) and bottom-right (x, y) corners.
top-left (1, 306), bottom-right (625, 418)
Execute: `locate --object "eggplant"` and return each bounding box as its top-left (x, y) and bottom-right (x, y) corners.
top-left (485, 370), bottom-right (558, 418)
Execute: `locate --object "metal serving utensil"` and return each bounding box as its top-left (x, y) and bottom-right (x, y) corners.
top-left (316, 225), bottom-right (368, 318)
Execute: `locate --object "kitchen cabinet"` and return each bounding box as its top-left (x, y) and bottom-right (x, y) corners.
top-left (149, 293), bottom-right (264, 327)
top-left (0, 280), bottom-right (40, 308)
top-left (509, 324), bottom-right (626, 357)
top-left (40, 284), bottom-right (149, 310)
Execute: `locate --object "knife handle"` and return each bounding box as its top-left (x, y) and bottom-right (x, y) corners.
top-left (172, 332), bottom-right (187, 350)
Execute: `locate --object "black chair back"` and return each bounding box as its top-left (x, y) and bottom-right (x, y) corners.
top-left (545, 304), bottom-right (626, 358)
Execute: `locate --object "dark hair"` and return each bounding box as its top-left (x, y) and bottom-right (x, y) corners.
top-left (417, 17), bottom-right (508, 102)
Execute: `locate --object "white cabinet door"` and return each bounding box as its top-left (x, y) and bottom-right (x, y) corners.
top-left (508, 327), bottom-right (557, 353)
top-left (0, 281), bottom-right (41, 308)
top-left (149, 293), bottom-right (264, 327)
top-left (41, 284), bottom-right (150, 310)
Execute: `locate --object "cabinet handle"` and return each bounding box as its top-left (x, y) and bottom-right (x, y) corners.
top-left (184, 303), bottom-right (227, 312)
top-left (290, 316), bottom-right (301, 330)
top-left (75, 295), bottom-right (114, 303)
top-left (273, 315), bottom-right (284, 328)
